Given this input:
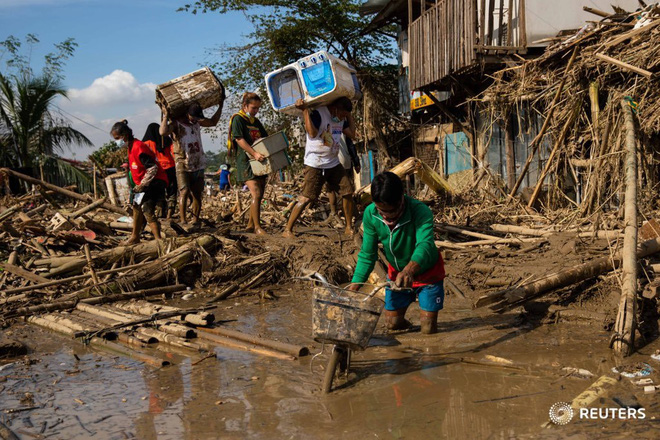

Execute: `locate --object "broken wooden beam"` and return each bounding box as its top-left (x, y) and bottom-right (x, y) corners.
top-left (45, 236), bottom-right (199, 278)
top-left (1, 168), bottom-right (126, 215)
top-left (64, 235), bottom-right (218, 297)
top-left (594, 53), bottom-right (654, 79)
top-left (0, 204), bottom-right (21, 222)
top-left (3, 261), bottom-right (147, 295)
top-left (0, 262), bottom-right (50, 284)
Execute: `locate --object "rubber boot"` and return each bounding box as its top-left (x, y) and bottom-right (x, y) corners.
top-left (384, 309), bottom-right (411, 331)
top-left (420, 311), bottom-right (438, 335)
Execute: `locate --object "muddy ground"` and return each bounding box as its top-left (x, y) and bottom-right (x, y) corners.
top-left (2, 224), bottom-right (660, 439)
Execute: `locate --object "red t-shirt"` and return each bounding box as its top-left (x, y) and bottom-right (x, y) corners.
top-left (387, 250), bottom-right (445, 288)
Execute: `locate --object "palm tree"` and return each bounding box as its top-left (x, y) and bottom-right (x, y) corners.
top-left (0, 72), bottom-right (92, 169)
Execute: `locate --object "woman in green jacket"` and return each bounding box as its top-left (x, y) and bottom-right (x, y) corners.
top-left (348, 172), bottom-right (445, 334)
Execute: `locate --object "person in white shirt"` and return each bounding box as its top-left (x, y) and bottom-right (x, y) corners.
top-left (282, 96), bottom-right (356, 238)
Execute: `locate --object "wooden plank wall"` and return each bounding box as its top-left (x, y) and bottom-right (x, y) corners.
top-left (410, 0), bottom-right (478, 91)
top-left (409, 0), bottom-right (526, 91)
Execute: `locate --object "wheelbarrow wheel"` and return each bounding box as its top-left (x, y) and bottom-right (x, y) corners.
top-left (322, 346), bottom-right (345, 394)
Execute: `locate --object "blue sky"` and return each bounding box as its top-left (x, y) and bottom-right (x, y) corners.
top-left (0, 0), bottom-right (252, 158)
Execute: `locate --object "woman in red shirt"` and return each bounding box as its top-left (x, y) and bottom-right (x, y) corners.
top-left (142, 123), bottom-right (177, 219)
top-left (111, 120), bottom-right (168, 244)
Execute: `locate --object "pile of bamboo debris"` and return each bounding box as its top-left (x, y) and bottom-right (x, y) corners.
top-left (477, 3), bottom-right (660, 216)
top-left (0, 171), bottom-right (297, 321)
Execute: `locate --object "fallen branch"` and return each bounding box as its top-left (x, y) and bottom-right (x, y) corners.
top-left (475, 237), bottom-right (660, 311)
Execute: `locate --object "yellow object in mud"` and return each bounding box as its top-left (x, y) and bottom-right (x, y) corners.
top-left (571, 375), bottom-right (618, 409)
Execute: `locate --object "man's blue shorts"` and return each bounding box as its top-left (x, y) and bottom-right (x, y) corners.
top-left (385, 280), bottom-right (445, 312)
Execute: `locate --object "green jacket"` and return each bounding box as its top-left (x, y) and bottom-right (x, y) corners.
top-left (352, 195), bottom-right (440, 284)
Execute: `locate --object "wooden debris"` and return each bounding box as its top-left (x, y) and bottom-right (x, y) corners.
top-left (612, 100), bottom-right (638, 357)
top-left (1, 168), bottom-right (126, 215)
top-left (475, 237), bottom-right (660, 311)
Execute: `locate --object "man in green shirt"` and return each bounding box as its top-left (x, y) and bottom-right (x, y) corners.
top-left (348, 172), bottom-right (445, 334)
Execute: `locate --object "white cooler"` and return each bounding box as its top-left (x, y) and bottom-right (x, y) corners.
top-left (265, 51), bottom-right (361, 116)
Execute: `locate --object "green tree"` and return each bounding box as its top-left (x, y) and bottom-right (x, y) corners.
top-left (179, 1), bottom-right (399, 164)
top-left (89, 141), bottom-right (128, 170)
top-left (0, 34), bottom-right (92, 172)
top-left (204, 149), bottom-right (228, 172)
top-left (0, 73), bottom-right (92, 168)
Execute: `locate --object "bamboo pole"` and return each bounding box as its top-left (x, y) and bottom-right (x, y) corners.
top-left (475, 237), bottom-right (660, 311)
top-left (83, 244), bottom-right (100, 286)
top-left (613, 100), bottom-right (638, 357)
top-left (76, 303), bottom-right (196, 339)
top-left (69, 197), bottom-right (107, 219)
top-left (195, 329), bottom-right (296, 361)
top-left (490, 224), bottom-right (551, 237)
top-left (435, 236), bottom-right (541, 248)
top-left (356, 157), bottom-right (453, 206)
top-left (438, 224), bottom-right (503, 240)
top-left (197, 326), bottom-right (309, 357)
top-left (112, 300), bottom-right (214, 326)
top-left (508, 47), bottom-right (578, 198)
top-left (26, 315), bottom-right (169, 367)
top-left (136, 327), bottom-right (206, 352)
top-left (582, 6), bottom-right (611, 18)
top-left (504, 116), bottom-right (516, 189)
top-left (64, 235), bottom-right (216, 298)
top-left (46, 236), bottom-right (198, 278)
top-left (589, 81), bottom-right (600, 131)
top-left (4, 285), bottom-right (186, 318)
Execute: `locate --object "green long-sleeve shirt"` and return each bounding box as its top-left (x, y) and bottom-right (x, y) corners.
top-left (352, 195), bottom-right (440, 284)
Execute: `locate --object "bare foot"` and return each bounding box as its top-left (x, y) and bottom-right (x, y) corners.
top-left (344, 228), bottom-right (354, 237)
top-left (121, 237), bottom-right (140, 246)
top-left (320, 214), bottom-right (338, 226)
top-left (282, 230), bottom-right (295, 239)
top-left (255, 228), bottom-right (267, 236)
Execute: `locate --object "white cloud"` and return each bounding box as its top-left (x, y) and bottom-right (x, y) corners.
top-left (67, 70), bottom-right (157, 107)
top-left (56, 70), bottom-right (225, 160)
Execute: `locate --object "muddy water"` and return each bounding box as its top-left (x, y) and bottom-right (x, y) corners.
top-left (2, 292), bottom-right (660, 439)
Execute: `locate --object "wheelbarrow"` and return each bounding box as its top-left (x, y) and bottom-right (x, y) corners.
top-left (312, 284), bottom-right (384, 393)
